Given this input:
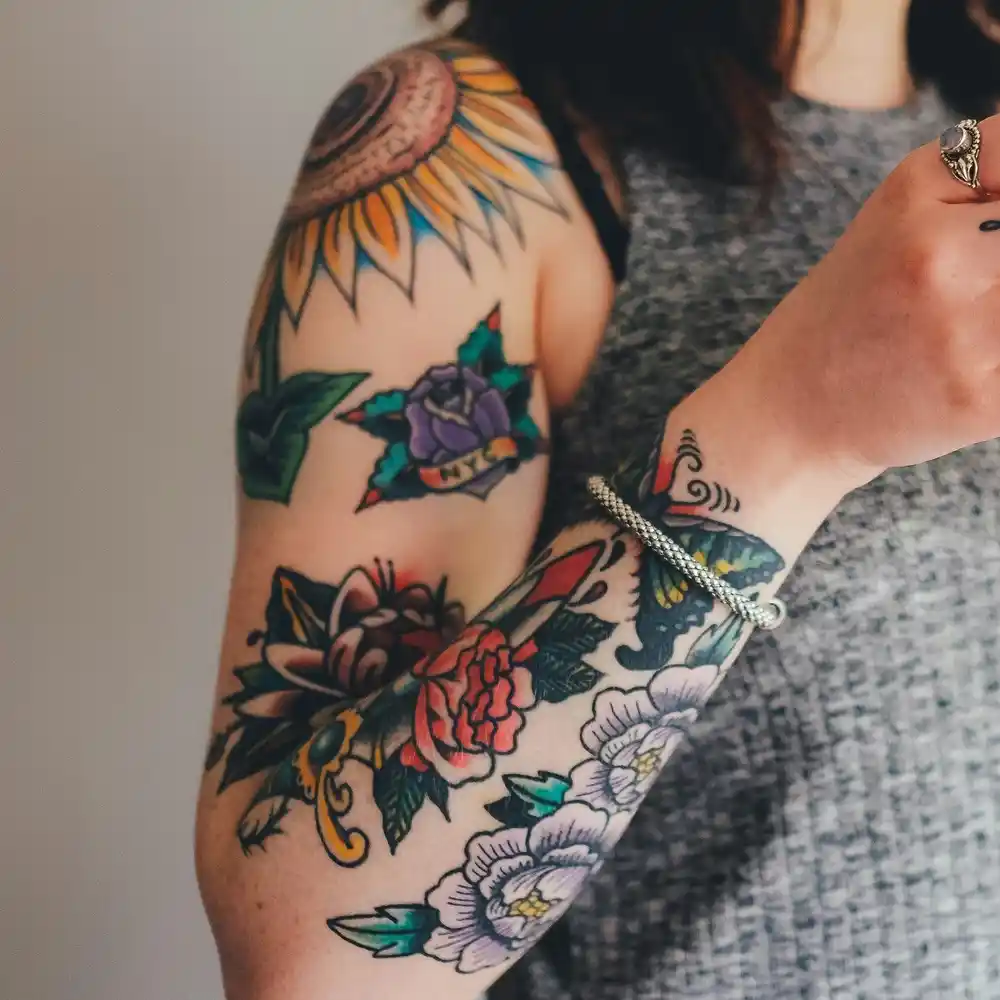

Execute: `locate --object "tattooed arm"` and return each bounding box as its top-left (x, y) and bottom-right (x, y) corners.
top-left (197, 41), bottom-right (1000, 998)
top-left (200, 346), bottom-right (842, 1000)
top-left (196, 37), bottom-right (846, 1000)
top-left (194, 36), bottom-right (851, 1000)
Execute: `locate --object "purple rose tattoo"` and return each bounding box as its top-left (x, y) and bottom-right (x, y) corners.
top-left (405, 365), bottom-right (513, 498)
top-left (339, 306), bottom-right (546, 509)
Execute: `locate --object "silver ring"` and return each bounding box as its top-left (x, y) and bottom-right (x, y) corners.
top-left (939, 119), bottom-right (982, 191)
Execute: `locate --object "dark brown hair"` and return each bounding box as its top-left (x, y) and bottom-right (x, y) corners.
top-left (425, 0), bottom-right (1000, 186)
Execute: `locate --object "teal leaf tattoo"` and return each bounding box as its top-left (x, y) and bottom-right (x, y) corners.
top-left (485, 771), bottom-right (570, 826)
top-left (457, 314), bottom-right (505, 370)
top-left (686, 609), bottom-right (749, 667)
top-left (329, 905), bottom-right (438, 958)
top-left (346, 389), bottom-right (409, 443)
top-left (529, 610), bottom-right (613, 704)
top-left (372, 442), bottom-right (414, 490)
top-left (487, 365), bottom-right (528, 394)
top-left (373, 751), bottom-right (429, 853)
top-left (236, 371), bottom-right (369, 504)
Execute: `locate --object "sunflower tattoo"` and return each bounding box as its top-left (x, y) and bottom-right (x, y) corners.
top-left (236, 40), bottom-right (565, 504)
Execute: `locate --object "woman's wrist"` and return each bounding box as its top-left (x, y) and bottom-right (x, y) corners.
top-left (667, 358), bottom-right (861, 559)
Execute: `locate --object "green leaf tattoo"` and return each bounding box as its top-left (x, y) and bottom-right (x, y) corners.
top-left (373, 750), bottom-right (430, 854)
top-left (237, 371), bottom-right (369, 503)
top-left (329, 905), bottom-right (439, 958)
top-left (485, 771), bottom-right (571, 827)
top-left (529, 611), bottom-right (613, 704)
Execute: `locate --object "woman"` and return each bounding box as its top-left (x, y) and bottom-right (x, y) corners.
top-left (196, 2), bottom-right (1000, 997)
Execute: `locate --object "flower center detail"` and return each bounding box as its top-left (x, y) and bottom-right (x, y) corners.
top-left (631, 747), bottom-right (661, 780)
top-left (427, 379), bottom-right (467, 413)
top-left (507, 888), bottom-right (553, 921)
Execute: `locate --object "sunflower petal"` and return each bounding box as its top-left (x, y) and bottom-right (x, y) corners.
top-left (460, 93), bottom-right (559, 165)
top-left (351, 187), bottom-right (415, 294)
top-left (458, 68), bottom-right (519, 96)
top-left (397, 177), bottom-right (470, 269)
top-left (281, 217), bottom-right (322, 323)
top-left (413, 161), bottom-right (492, 242)
top-left (321, 208), bottom-right (359, 306)
top-left (437, 147), bottom-right (520, 242)
top-left (449, 127), bottom-right (564, 214)
top-left (450, 55), bottom-right (504, 77)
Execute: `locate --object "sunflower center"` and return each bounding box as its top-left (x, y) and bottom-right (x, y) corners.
top-left (286, 48), bottom-right (458, 220)
top-left (632, 747), bottom-right (661, 780)
top-left (507, 888), bottom-right (553, 921)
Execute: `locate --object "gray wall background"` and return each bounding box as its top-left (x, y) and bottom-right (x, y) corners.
top-left (1, 3), bottom-right (425, 997)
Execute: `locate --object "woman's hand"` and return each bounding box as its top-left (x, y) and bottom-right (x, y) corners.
top-left (717, 115), bottom-right (1000, 496)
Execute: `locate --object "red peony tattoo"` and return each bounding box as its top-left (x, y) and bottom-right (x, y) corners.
top-left (412, 625), bottom-right (537, 785)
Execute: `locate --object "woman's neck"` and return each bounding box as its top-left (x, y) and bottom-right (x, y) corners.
top-left (792, 0), bottom-right (915, 109)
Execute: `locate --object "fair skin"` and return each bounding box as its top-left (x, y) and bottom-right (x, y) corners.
top-left (197, 5), bottom-right (1000, 998)
top-left (794, 0), bottom-right (915, 109)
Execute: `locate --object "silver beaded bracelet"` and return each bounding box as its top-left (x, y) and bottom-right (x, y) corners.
top-left (587, 475), bottom-right (787, 631)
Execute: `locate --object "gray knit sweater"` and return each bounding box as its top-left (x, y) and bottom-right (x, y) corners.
top-left (505, 91), bottom-right (1000, 999)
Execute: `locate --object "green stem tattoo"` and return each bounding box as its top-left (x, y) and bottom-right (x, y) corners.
top-left (237, 264), bottom-right (370, 504)
top-left (256, 301), bottom-right (282, 399)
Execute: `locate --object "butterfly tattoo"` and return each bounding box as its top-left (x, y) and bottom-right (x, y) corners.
top-left (615, 429), bottom-right (785, 670)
